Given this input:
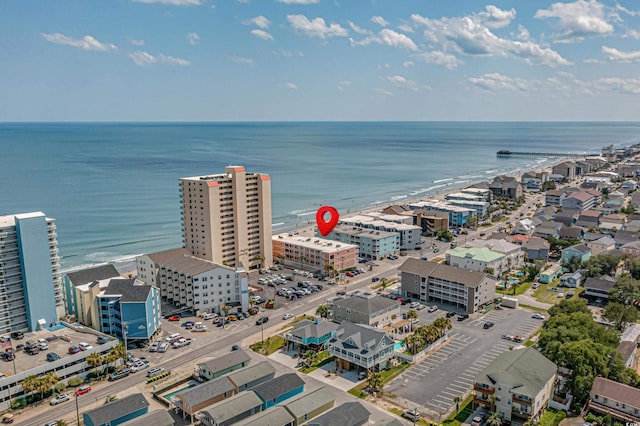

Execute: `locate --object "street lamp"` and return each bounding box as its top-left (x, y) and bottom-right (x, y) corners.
top-left (75, 393), bottom-right (80, 426)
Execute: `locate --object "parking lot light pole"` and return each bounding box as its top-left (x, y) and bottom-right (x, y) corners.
top-left (75, 394), bottom-right (80, 426)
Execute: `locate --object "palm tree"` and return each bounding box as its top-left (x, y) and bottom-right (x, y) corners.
top-left (303, 350), bottom-right (318, 366)
top-left (366, 372), bottom-right (383, 396)
top-left (253, 253), bottom-right (265, 268)
top-left (315, 304), bottom-right (329, 318)
top-left (43, 372), bottom-right (59, 398)
top-left (453, 396), bottom-right (462, 414)
top-left (433, 317), bottom-right (452, 336)
top-left (406, 310), bottom-right (418, 332)
top-left (20, 375), bottom-right (38, 401)
top-left (298, 254), bottom-right (307, 268)
top-left (101, 352), bottom-right (116, 375)
top-left (86, 352), bottom-right (103, 377)
top-left (486, 412), bottom-right (503, 426)
top-left (110, 342), bottom-right (126, 369)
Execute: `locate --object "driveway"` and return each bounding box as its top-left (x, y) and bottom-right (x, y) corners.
top-left (385, 309), bottom-right (543, 418)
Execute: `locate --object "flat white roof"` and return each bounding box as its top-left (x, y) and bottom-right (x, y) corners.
top-left (273, 233), bottom-right (358, 253)
top-left (409, 200), bottom-right (474, 214)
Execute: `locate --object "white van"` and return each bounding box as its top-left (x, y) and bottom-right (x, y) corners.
top-left (166, 333), bottom-right (181, 341)
top-left (147, 367), bottom-right (166, 378)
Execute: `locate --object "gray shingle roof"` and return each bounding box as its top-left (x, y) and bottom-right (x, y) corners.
top-left (199, 391), bottom-right (263, 424)
top-left (591, 376), bottom-right (640, 410)
top-left (305, 401), bottom-right (371, 426)
top-left (233, 406), bottom-right (295, 426)
top-left (146, 248), bottom-right (233, 275)
top-left (282, 386), bottom-right (335, 419)
top-left (84, 394), bottom-right (149, 425)
top-left (198, 350), bottom-right (251, 375)
top-left (583, 276), bottom-right (616, 292)
top-left (332, 294), bottom-right (399, 315)
top-left (400, 258), bottom-right (490, 289)
top-left (226, 361), bottom-right (276, 389)
top-left (331, 321), bottom-right (393, 357)
top-left (252, 373), bottom-right (304, 403)
top-left (103, 279), bottom-right (152, 302)
top-left (66, 264), bottom-right (120, 286)
top-left (475, 347), bottom-right (557, 398)
top-left (119, 409), bottom-right (175, 426)
top-left (176, 377), bottom-right (235, 408)
top-left (616, 341), bottom-right (636, 362)
top-left (289, 320), bottom-right (338, 340)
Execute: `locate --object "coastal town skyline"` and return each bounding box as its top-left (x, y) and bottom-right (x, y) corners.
top-left (2, 0), bottom-right (640, 122)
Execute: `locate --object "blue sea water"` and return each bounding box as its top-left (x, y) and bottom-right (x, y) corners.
top-left (1, 122), bottom-right (639, 272)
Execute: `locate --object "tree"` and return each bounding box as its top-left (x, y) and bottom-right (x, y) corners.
top-left (522, 263), bottom-right (542, 281)
top-left (276, 253), bottom-right (286, 264)
top-left (486, 412), bottom-right (503, 426)
top-left (41, 372), bottom-right (59, 399)
top-left (603, 302), bottom-right (639, 331)
top-left (315, 304), bottom-right (329, 318)
top-left (511, 280), bottom-right (520, 295)
top-left (611, 275), bottom-right (640, 305)
top-left (548, 298), bottom-right (590, 316)
top-left (366, 372), bottom-right (383, 396)
top-left (303, 350), bottom-right (318, 366)
top-left (483, 267), bottom-right (495, 275)
top-left (20, 375), bottom-right (38, 400)
top-left (436, 230), bottom-right (453, 242)
top-left (86, 352), bottom-right (103, 377)
top-left (542, 181), bottom-right (556, 191)
top-left (406, 310), bottom-right (418, 332)
top-left (109, 342), bottom-right (126, 368)
top-left (253, 253), bottom-right (265, 268)
top-left (453, 396), bottom-right (462, 414)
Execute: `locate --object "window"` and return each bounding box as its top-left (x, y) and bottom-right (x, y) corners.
top-left (304, 414), bottom-right (308, 420)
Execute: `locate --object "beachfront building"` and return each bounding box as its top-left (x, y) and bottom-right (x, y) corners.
top-left (446, 246), bottom-right (506, 276)
top-left (466, 239), bottom-right (525, 272)
top-left (488, 175), bottom-right (523, 199)
top-left (461, 188), bottom-right (492, 202)
top-left (332, 293), bottom-right (400, 327)
top-left (446, 192), bottom-right (486, 203)
top-left (0, 212), bottom-right (62, 333)
top-left (179, 165), bottom-right (273, 271)
top-left (136, 248), bottom-right (249, 315)
top-left (399, 259), bottom-right (496, 314)
top-left (408, 200), bottom-right (474, 228)
top-left (64, 264), bottom-right (121, 328)
top-left (445, 199), bottom-right (490, 218)
top-left (328, 321), bottom-right (396, 373)
top-left (473, 347), bottom-right (557, 424)
top-left (338, 215), bottom-right (421, 250)
top-left (408, 210), bottom-right (450, 235)
top-left (326, 226), bottom-right (398, 261)
top-left (272, 233), bottom-right (357, 272)
top-left (552, 161), bottom-right (577, 181)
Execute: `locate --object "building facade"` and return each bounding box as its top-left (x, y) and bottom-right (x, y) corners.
top-left (408, 201), bottom-right (474, 228)
top-left (327, 226), bottom-right (398, 260)
top-left (588, 377), bottom-right (640, 423)
top-left (179, 166), bottom-right (273, 271)
top-left (338, 215), bottom-right (421, 250)
top-left (446, 246), bottom-right (506, 276)
top-left (328, 321), bottom-right (396, 372)
top-left (0, 212), bottom-right (62, 333)
top-left (331, 294), bottom-right (400, 327)
top-left (272, 233), bottom-right (357, 272)
top-left (64, 264), bottom-right (121, 329)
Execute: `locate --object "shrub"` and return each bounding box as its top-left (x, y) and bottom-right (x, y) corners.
top-left (54, 382), bottom-right (67, 392)
top-left (67, 377), bottom-right (83, 387)
top-left (146, 371), bottom-right (170, 383)
top-left (10, 398), bottom-right (26, 410)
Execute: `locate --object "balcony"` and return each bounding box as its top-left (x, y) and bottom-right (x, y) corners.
top-left (474, 385), bottom-right (495, 394)
top-left (473, 396), bottom-right (494, 410)
top-left (512, 394), bottom-right (533, 405)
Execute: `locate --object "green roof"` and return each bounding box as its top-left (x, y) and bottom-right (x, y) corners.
top-left (446, 246), bottom-right (504, 262)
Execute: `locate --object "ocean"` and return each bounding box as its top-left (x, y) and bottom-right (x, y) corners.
top-left (1, 122), bottom-right (639, 272)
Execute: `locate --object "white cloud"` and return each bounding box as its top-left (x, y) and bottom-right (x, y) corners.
top-left (349, 21), bottom-right (371, 35)
top-left (615, 3), bottom-right (640, 16)
top-left (514, 25), bottom-right (530, 41)
top-left (584, 58), bottom-right (600, 63)
top-left (247, 16), bottom-right (271, 29)
top-left (403, 61), bottom-right (414, 67)
top-left (593, 77), bottom-right (640, 94)
top-left (411, 13), bottom-right (570, 67)
top-left (251, 29), bottom-right (274, 41)
top-left (129, 50), bottom-right (190, 66)
top-left (132, 0), bottom-right (202, 5)
top-left (397, 23), bottom-right (414, 33)
top-left (373, 88), bottom-right (393, 96)
top-left (187, 32), bottom-right (200, 45)
top-left (338, 80), bottom-right (351, 90)
top-left (387, 75), bottom-right (420, 92)
top-left (623, 29), bottom-right (640, 39)
top-left (478, 5), bottom-right (516, 29)
top-left (413, 51), bottom-right (462, 70)
top-left (129, 38), bottom-right (145, 46)
top-left (371, 16), bottom-right (389, 27)
top-left (278, 0), bottom-right (320, 3)
top-left (272, 49), bottom-right (304, 58)
top-left (350, 28), bottom-right (417, 51)
top-left (287, 15), bottom-right (348, 38)
top-left (283, 82), bottom-right (299, 90)
top-left (602, 46), bottom-right (640, 63)
top-left (42, 33), bottom-right (117, 52)
top-left (534, 0), bottom-right (614, 43)
top-left (230, 55), bottom-right (254, 65)
top-left (468, 73), bottom-right (533, 91)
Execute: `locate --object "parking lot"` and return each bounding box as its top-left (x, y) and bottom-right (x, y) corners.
top-left (385, 308), bottom-right (543, 417)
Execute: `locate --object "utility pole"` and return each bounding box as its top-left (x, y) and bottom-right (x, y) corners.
top-left (75, 394), bottom-right (80, 426)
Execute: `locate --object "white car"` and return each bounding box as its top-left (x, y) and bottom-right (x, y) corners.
top-left (428, 306), bottom-right (438, 313)
top-left (531, 313), bottom-right (545, 320)
top-left (282, 313), bottom-right (294, 320)
top-left (50, 393), bottom-right (71, 405)
top-left (149, 342), bottom-right (160, 352)
top-left (78, 342), bottom-right (93, 351)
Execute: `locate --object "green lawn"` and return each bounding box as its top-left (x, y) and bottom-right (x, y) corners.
top-left (533, 284), bottom-right (583, 304)
top-left (539, 409), bottom-right (566, 426)
top-left (442, 395), bottom-right (474, 426)
top-left (347, 363), bottom-right (411, 398)
top-left (250, 335), bottom-right (284, 356)
top-left (496, 281), bottom-right (532, 296)
top-left (300, 350), bottom-right (333, 374)
top-left (519, 304), bottom-right (548, 313)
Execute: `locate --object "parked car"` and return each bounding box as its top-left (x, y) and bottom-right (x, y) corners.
top-left (147, 367), bottom-right (166, 378)
top-left (255, 316), bottom-right (269, 325)
top-left (168, 316), bottom-right (180, 322)
top-left (0, 352), bottom-right (15, 362)
top-left (457, 314), bottom-right (469, 321)
top-left (46, 352), bottom-right (60, 362)
top-left (282, 313), bottom-right (294, 320)
top-left (68, 346), bottom-right (81, 354)
top-left (10, 331), bottom-right (23, 340)
top-left (402, 409), bottom-right (421, 422)
top-left (96, 336), bottom-right (110, 345)
top-left (446, 311), bottom-right (456, 318)
top-left (193, 326), bottom-right (208, 332)
top-left (75, 385), bottom-right (91, 395)
top-left (50, 393), bottom-right (71, 406)
top-left (109, 368), bottom-right (130, 381)
top-left (231, 345), bottom-right (242, 351)
top-left (483, 322), bottom-right (494, 329)
top-left (149, 342), bottom-right (160, 352)
top-left (428, 305), bottom-right (438, 313)
top-left (78, 342), bottom-right (93, 351)
top-left (158, 342), bottom-right (170, 353)
top-left (531, 313), bottom-right (544, 320)
top-left (182, 321), bottom-right (195, 328)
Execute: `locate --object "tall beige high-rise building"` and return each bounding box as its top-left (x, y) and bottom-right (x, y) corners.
top-left (179, 166), bottom-right (273, 270)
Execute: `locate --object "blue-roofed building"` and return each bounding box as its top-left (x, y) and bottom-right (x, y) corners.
top-left (282, 319), bottom-right (338, 352)
top-left (561, 244), bottom-right (592, 265)
top-left (252, 373), bottom-right (305, 410)
top-left (83, 393), bottom-right (149, 426)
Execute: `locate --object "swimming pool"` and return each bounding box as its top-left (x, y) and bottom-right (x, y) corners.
top-left (162, 380), bottom-right (199, 402)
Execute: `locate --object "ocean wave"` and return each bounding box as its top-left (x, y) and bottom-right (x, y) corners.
top-left (272, 222), bottom-right (285, 227)
top-left (454, 180), bottom-right (470, 184)
top-left (458, 175), bottom-right (482, 179)
top-left (370, 200), bottom-right (385, 205)
top-left (296, 211), bottom-right (316, 217)
top-left (391, 195), bottom-right (407, 200)
top-left (485, 170), bottom-right (497, 174)
top-left (433, 178), bottom-right (453, 183)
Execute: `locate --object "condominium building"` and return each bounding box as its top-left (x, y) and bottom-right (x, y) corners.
top-left (179, 166), bottom-right (272, 271)
top-left (461, 188), bottom-right (492, 202)
top-left (466, 239), bottom-right (525, 272)
top-left (399, 259), bottom-right (496, 313)
top-left (446, 199), bottom-right (489, 218)
top-left (408, 200), bottom-right (475, 228)
top-left (272, 233), bottom-right (357, 272)
top-left (446, 246), bottom-right (506, 276)
top-left (326, 226), bottom-right (398, 260)
top-left (339, 215), bottom-right (421, 249)
top-left (136, 248), bottom-right (249, 314)
top-left (0, 212), bottom-right (62, 333)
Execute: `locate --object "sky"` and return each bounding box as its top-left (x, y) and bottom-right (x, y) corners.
top-left (1, 0), bottom-right (640, 121)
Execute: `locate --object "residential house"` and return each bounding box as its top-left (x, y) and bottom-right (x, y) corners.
top-left (561, 244), bottom-right (591, 265)
top-left (196, 351), bottom-right (251, 381)
top-left (533, 221), bottom-right (561, 239)
top-left (304, 401), bottom-right (371, 426)
top-left (539, 266), bottom-right (562, 284)
top-left (282, 319), bottom-right (338, 352)
top-left (583, 276), bottom-right (617, 301)
top-left (281, 386), bottom-right (335, 426)
top-left (172, 377), bottom-right (236, 421)
top-left (473, 347), bottom-right (557, 424)
top-left (588, 377), bottom-right (640, 423)
top-left (600, 214), bottom-right (626, 234)
top-left (83, 394), bottom-right (150, 426)
top-left (554, 210), bottom-right (579, 226)
top-left (562, 191), bottom-right (601, 212)
top-left (629, 192), bottom-right (640, 209)
top-left (613, 230), bottom-right (639, 248)
top-left (616, 341), bottom-right (637, 369)
top-left (251, 374), bottom-right (305, 410)
top-left (226, 361), bottom-right (277, 392)
top-left (381, 205), bottom-right (411, 215)
top-left (232, 406), bottom-right (295, 426)
top-left (328, 321), bottom-right (395, 372)
top-left (545, 190), bottom-right (567, 207)
top-left (446, 246), bottom-right (506, 276)
top-left (624, 220), bottom-right (640, 233)
top-left (535, 208), bottom-right (556, 222)
top-left (521, 171), bottom-right (549, 186)
top-left (331, 294), bottom-right (400, 328)
top-left (488, 175), bottom-right (523, 199)
top-left (559, 270), bottom-right (583, 288)
top-left (619, 163), bottom-right (640, 178)
top-left (466, 239), bottom-right (525, 272)
top-left (552, 161), bottom-right (576, 181)
top-left (120, 410), bottom-right (175, 426)
top-left (511, 219), bottom-right (536, 236)
top-left (621, 241), bottom-right (640, 258)
top-left (576, 210), bottom-right (603, 229)
top-left (197, 392), bottom-right (263, 426)
top-left (399, 259), bottom-right (496, 314)
top-left (558, 225), bottom-right (586, 241)
top-left (587, 236), bottom-right (616, 256)
top-left (522, 237), bottom-right (550, 262)
top-left (621, 180), bottom-right (637, 191)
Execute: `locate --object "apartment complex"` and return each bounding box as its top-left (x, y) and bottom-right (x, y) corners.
top-left (445, 246), bottom-right (506, 276)
top-left (136, 248), bottom-right (249, 314)
top-left (399, 259), bottom-right (496, 314)
top-left (331, 293), bottom-right (400, 327)
top-left (588, 377), bottom-right (640, 423)
top-left (474, 347), bottom-right (557, 423)
top-left (272, 233), bottom-right (357, 272)
top-left (179, 166), bottom-right (273, 271)
top-left (466, 239), bottom-right (525, 272)
top-left (327, 226), bottom-right (398, 260)
top-left (0, 212), bottom-right (62, 333)
top-left (408, 200), bottom-right (475, 228)
top-left (338, 214), bottom-right (421, 249)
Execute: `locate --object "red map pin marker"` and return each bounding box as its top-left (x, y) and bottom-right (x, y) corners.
top-left (316, 206), bottom-right (340, 236)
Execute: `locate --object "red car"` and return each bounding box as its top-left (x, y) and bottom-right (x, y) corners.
top-left (68, 346), bottom-right (81, 354)
top-left (75, 385), bottom-right (91, 395)
top-left (168, 316), bottom-right (180, 322)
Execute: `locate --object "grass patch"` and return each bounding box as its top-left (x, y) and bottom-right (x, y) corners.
top-left (496, 281), bottom-right (532, 296)
top-left (370, 278), bottom-right (398, 291)
top-left (524, 340), bottom-right (536, 347)
top-left (533, 284), bottom-right (582, 305)
top-left (539, 409), bottom-right (566, 426)
top-left (442, 394), bottom-right (474, 426)
top-left (347, 362), bottom-right (411, 399)
top-left (250, 335), bottom-right (284, 356)
top-left (300, 351), bottom-right (333, 374)
top-left (519, 303), bottom-right (548, 313)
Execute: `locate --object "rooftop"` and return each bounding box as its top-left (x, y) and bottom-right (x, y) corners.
top-left (273, 233), bottom-right (358, 253)
top-left (252, 373), bottom-right (305, 402)
top-left (591, 376), bottom-right (640, 409)
top-left (102, 278), bottom-right (152, 303)
top-left (84, 394), bottom-right (149, 425)
top-left (333, 294), bottom-right (399, 315)
top-left (282, 386), bottom-right (335, 419)
top-left (287, 319), bottom-right (339, 341)
top-left (198, 391), bottom-right (263, 424)
top-left (66, 264), bottom-right (121, 287)
top-left (331, 225), bottom-right (400, 240)
top-left (175, 376), bottom-right (235, 408)
top-left (305, 401), bottom-right (371, 426)
top-left (233, 406), bottom-right (294, 426)
top-left (400, 258), bottom-right (491, 288)
top-left (145, 248), bottom-right (234, 276)
top-left (198, 350), bottom-right (251, 375)
top-left (226, 361), bottom-right (276, 389)
top-left (120, 409), bottom-right (175, 426)
top-left (446, 246), bottom-right (504, 263)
